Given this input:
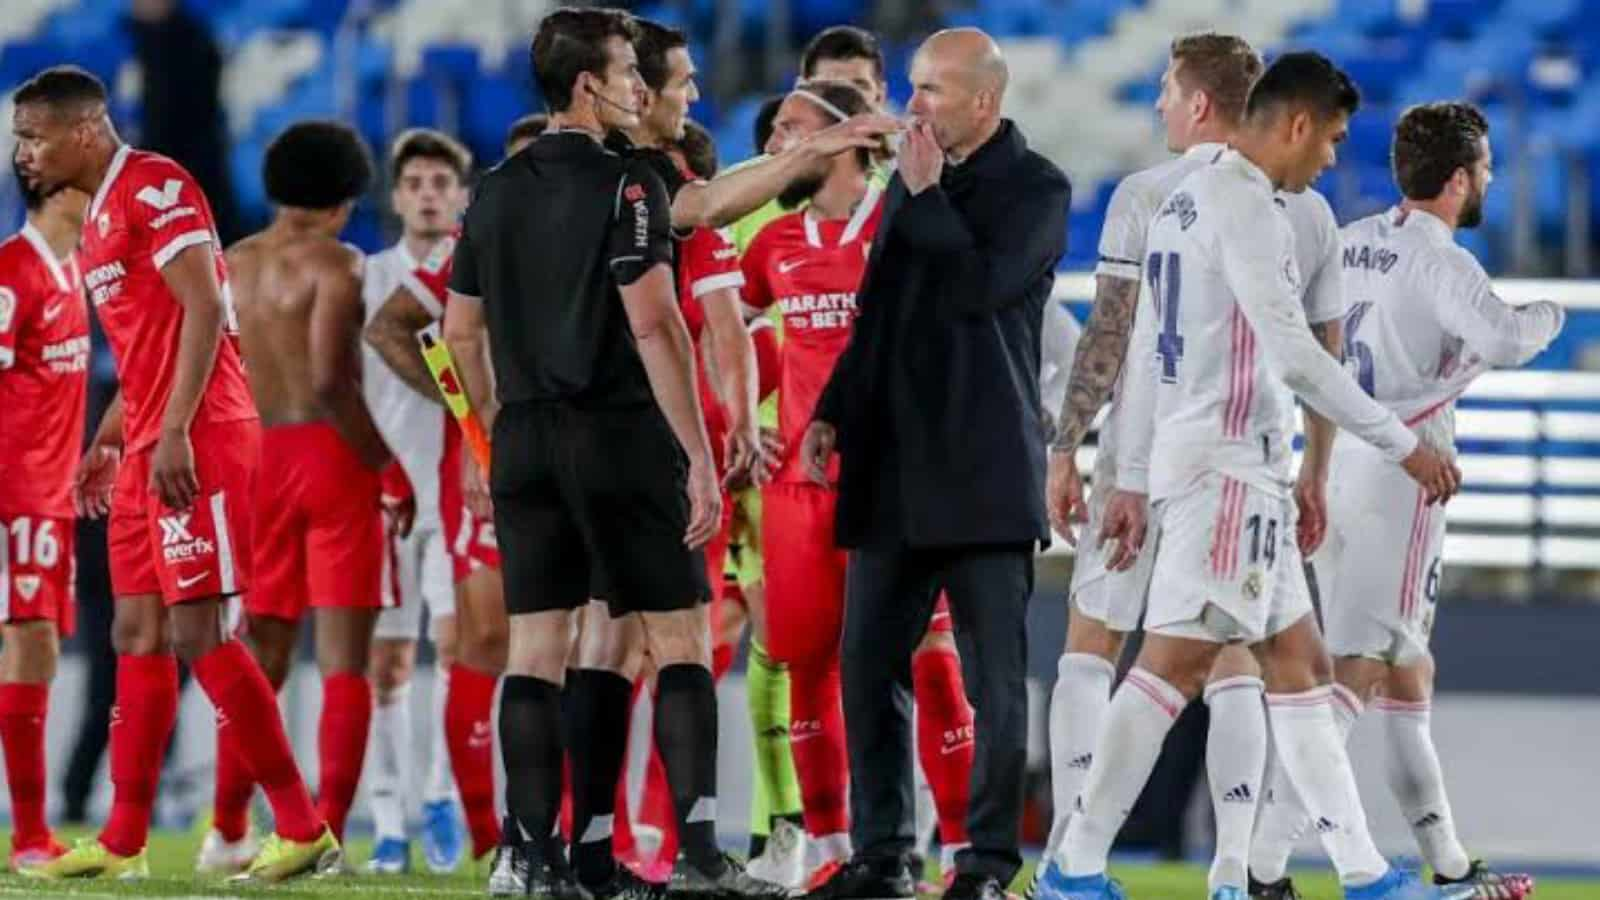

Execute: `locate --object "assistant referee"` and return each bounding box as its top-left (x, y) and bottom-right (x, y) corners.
top-left (438, 9), bottom-right (750, 900)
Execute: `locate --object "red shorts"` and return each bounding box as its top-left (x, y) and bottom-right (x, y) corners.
top-left (0, 513), bottom-right (77, 636)
top-left (109, 419), bottom-right (259, 605)
top-left (439, 423), bottom-right (500, 585)
top-left (761, 481), bottom-right (847, 666)
top-left (247, 423), bottom-right (385, 621)
top-left (929, 594), bottom-right (953, 634)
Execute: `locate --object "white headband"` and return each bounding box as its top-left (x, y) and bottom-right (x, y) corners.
top-left (790, 88), bottom-right (851, 123)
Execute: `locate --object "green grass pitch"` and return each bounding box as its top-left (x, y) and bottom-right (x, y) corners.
top-left (0, 831), bottom-right (1594, 899)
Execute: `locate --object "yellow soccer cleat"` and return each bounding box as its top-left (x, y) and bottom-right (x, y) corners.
top-left (228, 827), bottom-right (342, 884)
top-left (17, 838), bottom-right (149, 880)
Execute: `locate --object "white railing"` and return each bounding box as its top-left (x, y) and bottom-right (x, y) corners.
top-left (1047, 275), bottom-right (1600, 569)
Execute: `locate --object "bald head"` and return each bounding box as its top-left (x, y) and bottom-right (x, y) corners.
top-left (918, 28), bottom-right (1008, 96)
top-left (906, 28), bottom-right (1007, 160)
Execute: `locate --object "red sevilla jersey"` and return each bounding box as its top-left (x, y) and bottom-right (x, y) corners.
top-left (80, 146), bottom-right (256, 452)
top-left (678, 226), bottom-right (744, 474)
top-left (0, 224), bottom-right (89, 517)
top-left (740, 186), bottom-right (883, 483)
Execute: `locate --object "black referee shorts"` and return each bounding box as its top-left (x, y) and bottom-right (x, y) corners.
top-left (491, 402), bottom-right (709, 617)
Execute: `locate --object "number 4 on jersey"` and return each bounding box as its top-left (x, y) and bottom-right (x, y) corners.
top-left (1146, 251), bottom-right (1184, 382)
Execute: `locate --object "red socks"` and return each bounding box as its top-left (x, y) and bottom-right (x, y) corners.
top-left (191, 640), bottom-right (323, 842)
top-left (445, 662), bottom-right (501, 858)
top-left (789, 661), bottom-right (850, 838)
top-left (0, 683), bottom-right (51, 850)
top-left (316, 673), bottom-right (372, 841)
top-left (212, 718), bottom-right (253, 842)
top-left (914, 648), bottom-right (974, 847)
top-left (100, 654), bottom-right (178, 857)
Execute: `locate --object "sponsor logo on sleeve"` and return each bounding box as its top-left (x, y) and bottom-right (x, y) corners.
top-left (135, 178), bottom-right (184, 211)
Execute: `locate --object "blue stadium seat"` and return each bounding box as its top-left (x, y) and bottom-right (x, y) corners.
top-left (462, 73), bottom-right (529, 164)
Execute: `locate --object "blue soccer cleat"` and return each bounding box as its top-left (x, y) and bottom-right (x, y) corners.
top-left (1344, 867), bottom-right (1480, 900)
top-left (420, 798), bottom-right (465, 873)
top-left (1030, 860), bottom-right (1127, 900)
top-left (1211, 887), bottom-right (1246, 900)
top-left (366, 837), bottom-right (411, 875)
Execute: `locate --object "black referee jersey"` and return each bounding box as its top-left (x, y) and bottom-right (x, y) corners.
top-left (448, 129), bottom-right (675, 409)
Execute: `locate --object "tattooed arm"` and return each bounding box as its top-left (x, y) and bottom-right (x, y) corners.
top-left (1294, 318), bottom-right (1344, 554)
top-left (1044, 273), bottom-right (1140, 539)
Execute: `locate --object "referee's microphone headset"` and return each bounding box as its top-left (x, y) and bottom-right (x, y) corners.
top-left (587, 84), bottom-right (641, 117)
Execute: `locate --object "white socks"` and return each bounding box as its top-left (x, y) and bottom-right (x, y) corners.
top-left (1376, 698), bottom-right (1471, 881)
top-left (1265, 687), bottom-right (1388, 888)
top-left (369, 682), bottom-right (414, 841)
top-left (1059, 668), bottom-right (1186, 876)
top-left (1046, 653), bottom-right (1116, 857)
top-left (1204, 676), bottom-right (1266, 893)
top-left (1250, 683), bottom-right (1363, 882)
top-left (425, 661), bottom-right (455, 803)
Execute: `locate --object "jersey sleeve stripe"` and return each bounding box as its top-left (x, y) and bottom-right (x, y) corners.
top-left (398, 270), bottom-right (446, 318)
top-left (1094, 257), bottom-right (1141, 280)
top-left (691, 271), bottom-right (744, 298)
top-left (151, 229), bottom-right (213, 271)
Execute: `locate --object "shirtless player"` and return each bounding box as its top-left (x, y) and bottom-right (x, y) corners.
top-left (201, 121), bottom-right (387, 871)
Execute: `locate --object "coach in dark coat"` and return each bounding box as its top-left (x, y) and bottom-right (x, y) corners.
top-left (801, 28), bottom-right (1070, 900)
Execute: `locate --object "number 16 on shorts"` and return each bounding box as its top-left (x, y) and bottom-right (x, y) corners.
top-left (0, 515), bottom-right (76, 630)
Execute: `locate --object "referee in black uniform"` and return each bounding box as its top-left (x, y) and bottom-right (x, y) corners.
top-left (439, 9), bottom-right (784, 900)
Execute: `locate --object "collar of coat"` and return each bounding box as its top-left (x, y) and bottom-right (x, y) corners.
top-left (941, 119), bottom-right (1025, 189)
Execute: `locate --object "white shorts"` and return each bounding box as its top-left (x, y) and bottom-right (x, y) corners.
top-left (374, 522), bottom-right (456, 641)
top-left (1069, 484), bottom-right (1156, 633)
top-left (1145, 473), bottom-right (1311, 644)
top-left (1315, 447), bottom-right (1443, 665)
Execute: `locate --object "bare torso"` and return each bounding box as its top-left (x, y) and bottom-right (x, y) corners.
top-left (227, 226), bottom-right (364, 427)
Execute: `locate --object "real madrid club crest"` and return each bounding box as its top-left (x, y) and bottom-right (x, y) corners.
top-left (1243, 569), bottom-right (1263, 602)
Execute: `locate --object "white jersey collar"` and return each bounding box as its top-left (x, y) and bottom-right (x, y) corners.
top-left (1390, 205), bottom-right (1453, 245)
top-left (1219, 148), bottom-right (1274, 193)
top-left (20, 221), bottom-right (72, 292)
top-left (803, 181), bottom-right (882, 249)
top-left (1187, 141), bottom-right (1226, 164)
top-left (87, 143), bottom-right (132, 224)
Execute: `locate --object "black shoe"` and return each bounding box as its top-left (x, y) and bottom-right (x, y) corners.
top-left (942, 873), bottom-right (1006, 900)
top-left (670, 851), bottom-right (789, 900)
top-left (806, 857), bottom-right (915, 900)
top-left (590, 867), bottom-right (667, 900)
top-left (1433, 860), bottom-right (1534, 899)
top-left (1247, 873), bottom-right (1301, 900)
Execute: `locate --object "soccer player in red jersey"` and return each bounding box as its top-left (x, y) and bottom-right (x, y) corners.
top-left (0, 158), bottom-right (89, 871)
top-left (366, 226), bottom-right (506, 867)
top-left (203, 121), bottom-right (387, 869)
top-left (743, 82), bottom-right (976, 887)
top-left (11, 66), bottom-right (337, 882)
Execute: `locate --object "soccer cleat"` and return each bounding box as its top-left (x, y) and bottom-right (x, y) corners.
top-left (487, 839), bottom-right (529, 898)
top-left (1344, 867), bottom-right (1482, 900)
top-left (195, 827), bottom-right (261, 876)
top-left (1249, 874), bottom-right (1303, 900)
top-left (670, 851), bottom-right (790, 900)
top-left (1212, 888), bottom-right (1248, 900)
top-left (591, 865), bottom-right (668, 900)
top-left (804, 856), bottom-right (915, 900)
top-left (1434, 861), bottom-right (1534, 900)
top-left (746, 817), bottom-right (808, 891)
top-left (228, 827), bottom-right (341, 883)
top-left (421, 796), bottom-right (466, 873)
top-left (366, 836), bottom-right (412, 875)
top-left (944, 873), bottom-right (1009, 900)
top-left (1028, 861), bottom-right (1126, 900)
top-left (8, 839), bottom-right (67, 873)
top-left (17, 838), bottom-right (149, 880)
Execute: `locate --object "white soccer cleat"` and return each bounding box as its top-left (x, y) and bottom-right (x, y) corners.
top-left (195, 827), bottom-right (261, 876)
top-left (745, 818), bottom-right (808, 891)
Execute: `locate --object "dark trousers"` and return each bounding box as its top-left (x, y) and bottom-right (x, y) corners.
top-left (842, 544), bottom-right (1033, 883)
